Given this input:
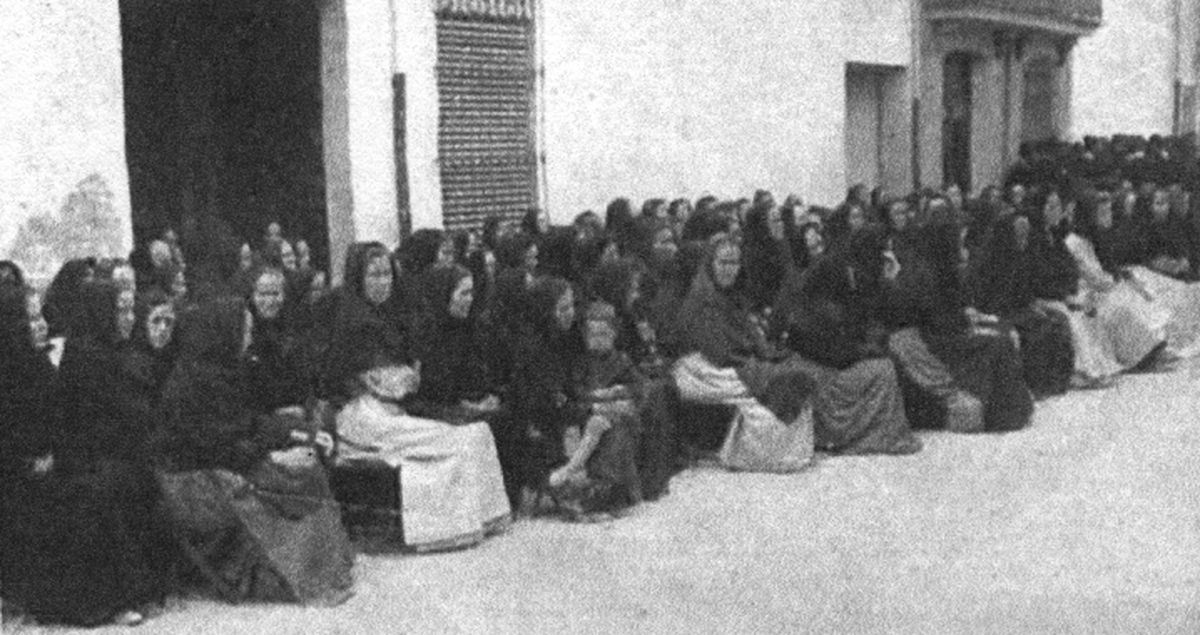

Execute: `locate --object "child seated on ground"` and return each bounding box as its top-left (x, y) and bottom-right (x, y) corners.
top-left (546, 302), bottom-right (644, 513)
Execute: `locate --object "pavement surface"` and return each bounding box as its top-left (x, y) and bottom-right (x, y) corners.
top-left (8, 361), bottom-right (1200, 634)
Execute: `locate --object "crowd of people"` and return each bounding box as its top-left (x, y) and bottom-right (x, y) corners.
top-left (3, 132), bottom-right (1200, 628)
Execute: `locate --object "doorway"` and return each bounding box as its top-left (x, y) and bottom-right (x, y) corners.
top-left (119, 0), bottom-right (328, 269)
top-left (942, 52), bottom-right (975, 192)
top-left (1021, 57), bottom-right (1059, 143)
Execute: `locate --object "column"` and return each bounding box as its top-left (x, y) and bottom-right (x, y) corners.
top-left (321, 0), bottom-right (399, 284)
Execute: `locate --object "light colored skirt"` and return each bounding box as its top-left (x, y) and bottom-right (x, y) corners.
top-left (336, 394), bottom-right (511, 549)
top-left (673, 354), bottom-right (813, 472)
top-left (1127, 266), bottom-right (1200, 358)
top-left (1090, 280), bottom-right (1169, 367)
top-left (676, 350), bottom-right (816, 470)
top-left (1040, 300), bottom-right (1124, 381)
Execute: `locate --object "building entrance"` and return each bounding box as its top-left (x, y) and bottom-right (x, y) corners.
top-left (119, 0), bottom-right (328, 269)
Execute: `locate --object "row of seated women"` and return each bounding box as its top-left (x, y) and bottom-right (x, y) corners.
top-left (5, 174), bottom-right (1200, 627)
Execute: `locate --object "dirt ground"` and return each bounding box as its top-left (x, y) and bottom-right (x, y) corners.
top-left (8, 361), bottom-right (1200, 634)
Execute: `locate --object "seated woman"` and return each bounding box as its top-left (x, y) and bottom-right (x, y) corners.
top-left (1, 283), bottom-right (170, 627)
top-left (1066, 189), bottom-right (1168, 369)
top-left (408, 265), bottom-right (522, 507)
top-left (1026, 188), bottom-right (1124, 387)
top-left (970, 215), bottom-right (1075, 398)
top-left (773, 228), bottom-right (921, 455)
top-left (330, 244), bottom-right (510, 550)
top-left (510, 277), bottom-right (643, 514)
top-left (672, 234), bottom-right (819, 470)
top-left (156, 296), bottom-right (354, 606)
top-left (1121, 186), bottom-right (1200, 358)
top-left (887, 222), bottom-right (1033, 432)
top-left (586, 262), bottom-right (679, 499)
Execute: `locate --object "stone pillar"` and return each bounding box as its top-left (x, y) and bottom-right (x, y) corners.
top-left (0, 0), bottom-right (132, 283)
top-left (321, 0), bottom-right (399, 284)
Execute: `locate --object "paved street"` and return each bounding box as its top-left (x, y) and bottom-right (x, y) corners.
top-left (12, 361), bottom-right (1200, 634)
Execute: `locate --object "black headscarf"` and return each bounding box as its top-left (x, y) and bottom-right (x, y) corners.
top-left (413, 265), bottom-right (488, 407)
top-left (0, 285), bottom-right (60, 475)
top-left (158, 295), bottom-right (292, 472)
top-left (322, 242), bottom-right (412, 402)
top-left (43, 258), bottom-right (96, 337)
top-left (57, 282), bottom-right (154, 468)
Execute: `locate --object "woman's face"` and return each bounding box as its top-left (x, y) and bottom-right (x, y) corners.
top-left (804, 227), bottom-right (825, 257)
top-left (116, 290), bottom-right (137, 341)
top-left (848, 206), bottom-right (867, 232)
top-left (1009, 185), bottom-right (1026, 206)
top-left (554, 288), bottom-right (576, 331)
top-left (484, 250), bottom-right (497, 278)
top-left (239, 244), bottom-right (254, 270)
top-left (1013, 217), bottom-right (1031, 252)
top-left (626, 274), bottom-right (642, 311)
top-left (437, 240), bottom-right (456, 267)
top-left (253, 272), bottom-right (286, 319)
top-left (280, 242), bottom-right (297, 271)
top-left (171, 270), bottom-right (188, 299)
top-left (524, 245), bottom-right (539, 272)
top-left (146, 303), bottom-right (176, 351)
top-left (767, 206), bottom-right (785, 242)
top-left (112, 265), bottom-right (136, 293)
top-left (888, 202), bottom-right (910, 231)
top-left (652, 229), bottom-right (678, 260)
top-left (1152, 191), bottom-right (1171, 222)
top-left (26, 293), bottom-right (48, 350)
top-left (1043, 193), bottom-right (1064, 226)
top-left (363, 255), bottom-right (394, 306)
top-left (1095, 199), bottom-right (1114, 229)
top-left (448, 276), bottom-right (474, 320)
top-left (585, 319), bottom-right (616, 352)
top-left (600, 241), bottom-right (620, 264)
top-left (712, 243), bottom-right (741, 289)
top-left (242, 309), bottom-right (254, 355)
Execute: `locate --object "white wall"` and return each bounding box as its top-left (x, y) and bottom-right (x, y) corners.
top-left (0, 0), bottom-right (132, 280)
top-left (541, 0), bottom-right (911, 216)
top-left (1072, 0), bottom-right (1176, 136)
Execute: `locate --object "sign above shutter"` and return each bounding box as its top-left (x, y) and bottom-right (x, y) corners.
top-left (435, 0), bottom-right (533, 23)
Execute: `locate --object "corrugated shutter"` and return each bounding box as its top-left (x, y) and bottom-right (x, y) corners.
top-left (436, 13), bottom-right (537, 231)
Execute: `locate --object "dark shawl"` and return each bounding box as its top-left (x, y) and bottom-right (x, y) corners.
top-left (782, 227), bottom-right (891, 369)
top-left (157, 297), bottom-right (294, 473)
top-left (56, 283), bottom-right (155, 469)
top-left (42, 258), bottom-right (95, 337)
top-left (321, 245), bottom-right (413, 403)
top-left (411, 266), bottom-right (490, 417)
top-left (0, 286), bottom-right (60, 479)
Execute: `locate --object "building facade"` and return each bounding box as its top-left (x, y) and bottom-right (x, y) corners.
top-left (2, 0), bottom-right (1198, 283)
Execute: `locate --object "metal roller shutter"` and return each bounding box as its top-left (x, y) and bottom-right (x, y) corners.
top-left (436, 6), bottom-right (538, 231)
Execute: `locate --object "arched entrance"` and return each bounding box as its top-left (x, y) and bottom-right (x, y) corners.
top-left (942, 52), bottom-right (975, 192)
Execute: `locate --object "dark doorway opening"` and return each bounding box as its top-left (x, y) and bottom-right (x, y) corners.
top-left (942, 52), bottom-right (974, 193)
top-left (119, 0), bottom-right (328, 271)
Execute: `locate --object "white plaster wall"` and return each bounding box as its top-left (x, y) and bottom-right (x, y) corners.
top-left (394, 0), bottom-right (444, 231)
top-left (541, 0), bottom-right (910, 215)
top-left (0, 0), bottom-right (132, 277)
top-left (1072, 0), bottom-right (1176, 136)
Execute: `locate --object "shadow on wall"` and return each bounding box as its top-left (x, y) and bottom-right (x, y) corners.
top-left (9, 174), bottom-right (125, 285)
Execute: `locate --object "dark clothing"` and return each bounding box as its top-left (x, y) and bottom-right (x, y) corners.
top-left (2, 319), bottom-right (172, 626)
top-left (320, 291), bottom-right (413, 405)
top-left (158, 299), bottom-right (297, 474)
top-left (56, 337), bottom-right (156, 470)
